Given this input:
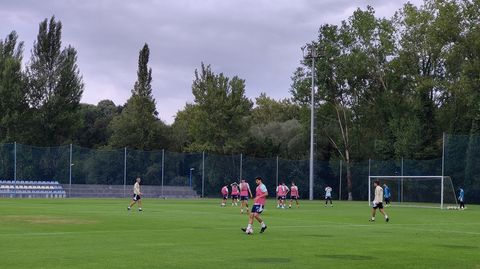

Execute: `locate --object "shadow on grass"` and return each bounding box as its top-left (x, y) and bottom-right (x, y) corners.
top-left (251, 258), bottom-right (291, 263)
top-left (438, 244), bottom-right (478, 250)
top-left (316, 254), bottom-right (376, 261)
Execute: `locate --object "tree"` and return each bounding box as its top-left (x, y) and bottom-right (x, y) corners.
top-left (26, 16), bottom-right (84, 146)
top-left (109, 43), bottom-right (168, 150)
top-left (75, 100), bottom-right (122, 148)
top-left (0, 31), bottom-right (29, 143)
top-left (184, 63), bottom-right (253, 154)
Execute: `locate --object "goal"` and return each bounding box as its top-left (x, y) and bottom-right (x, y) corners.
top-left (368, 176), bottom-right (458, 209)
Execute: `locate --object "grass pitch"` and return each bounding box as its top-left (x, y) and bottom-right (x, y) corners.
top-left (0, 198), bottom-right (479, 269)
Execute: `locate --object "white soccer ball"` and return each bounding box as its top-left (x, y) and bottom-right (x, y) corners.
top-left (246, 227), bottom-right (253, 234)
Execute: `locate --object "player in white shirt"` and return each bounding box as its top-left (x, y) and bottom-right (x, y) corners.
top-left (324, 186), bottom-right (333, 207)
top-left (370, 180), bottom-right (389, 222)
top-left (127, 177), bottom-right (143, 211)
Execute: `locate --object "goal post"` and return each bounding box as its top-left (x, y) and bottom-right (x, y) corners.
top-left (368, 176), bottom-right (458, 209)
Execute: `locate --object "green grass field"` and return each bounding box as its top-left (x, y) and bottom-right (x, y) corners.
top-left (0, 198), bottom-right (479, 269)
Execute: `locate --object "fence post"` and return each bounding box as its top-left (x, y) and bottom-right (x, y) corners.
top-left (14, 142), bottom-right (17, 197)
top-left (239, 153), bottom-right (243, 180)
top-left (401, 157), bottom-right (404, 203)
top-left (339, 159), bottom-right (342, 201)
top-left (123, 147), bottom-right (127, 198)
top-left (368, 159), bottom-right (371, 205)
top-left (202, 151), bottom-right (205, 198)
top-left (161, 149), bottom-right (165, 198)
top-left (276, 156), bottom-right (279, 187)
top-left (441, 132), bottom-right (445, 209)
top-left (69, 144), bottom-right (72, 198)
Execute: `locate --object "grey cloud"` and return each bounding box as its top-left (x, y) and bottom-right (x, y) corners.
top-left (0, 0), bottom-right (423, 123)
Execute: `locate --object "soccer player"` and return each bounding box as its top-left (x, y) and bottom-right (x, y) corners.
top-left (458, 187), bottom-right (465, 210)
top-left (324, 185), bottom-right (333, 207)
top-left (127, 177), bottom-right (143, 211)
top-left (383, 183), bottom-right (391, 207)
top-left (241, 176), bottom-right (268, 234)
top-left (276, 182), bottom-right (289, 209)
top-left (221, 185), bottom-right (229, 207)
top-left (230, 182), bottom-right (239, 206)
top-left (289, 182), bottom-right (299, 208)
top-left (239, 179), bottom-right (253, 214)
top-left (370, 180), bottom-right (389, 222)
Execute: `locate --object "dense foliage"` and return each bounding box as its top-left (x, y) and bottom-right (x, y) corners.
top-left (1, 1), bottom-right (479, 200)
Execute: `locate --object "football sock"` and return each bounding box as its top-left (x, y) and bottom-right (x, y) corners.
top-left (261, 222), bottom-right (266, 228)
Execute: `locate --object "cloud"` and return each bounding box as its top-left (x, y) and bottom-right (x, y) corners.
top-left (0, 0), bottom-right (423, 124)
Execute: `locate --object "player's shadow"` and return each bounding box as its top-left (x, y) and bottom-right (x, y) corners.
top-left (251, 258), bottom-right (291, 264)
top-left (316, 254), bottom-right (376, 261)
top-left (438, 244), bottom-right (478, 250)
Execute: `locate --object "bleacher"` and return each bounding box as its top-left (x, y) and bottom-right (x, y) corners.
top-left (0, 180), bottom-right (66, 198)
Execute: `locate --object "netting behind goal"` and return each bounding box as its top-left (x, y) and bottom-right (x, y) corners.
top-left (368, 176), bottom-right (458, 209)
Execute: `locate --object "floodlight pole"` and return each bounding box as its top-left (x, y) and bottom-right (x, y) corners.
top-left (302, 44), bottom-right (318, 201)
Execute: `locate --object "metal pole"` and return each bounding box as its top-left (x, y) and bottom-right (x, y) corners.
top-left (239, 154), bottom-right (243, 180)
top-left (189, 169), bottom-right (192, 188)
top-left (276, 156), bottom-right (279, 187)
top-left (368, 176), bottom-right (371, 206)
top-left (202, 151), bottom-right (205, 198)
top-left (123, 147), bottom-right (127, 198)
top-left (401, 158), bottom-right (404, 203)
top-left (69, 144), bottom-right (72, 198)
top-left (441, 132), bottom-right (445, 209)
top-left (368, 159), bottom-right (371, 205)
top-left (161, 149), bottom-right (165, 198)
top-left (14, 142), bottom-right (17, 197)
top-left (309, 52), bottom-right (315, 201)
top-left (339, 159), bottom-right (342, 201)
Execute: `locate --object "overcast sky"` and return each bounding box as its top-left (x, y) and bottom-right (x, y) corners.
top-left (0, 0), bottom-right (422, 124)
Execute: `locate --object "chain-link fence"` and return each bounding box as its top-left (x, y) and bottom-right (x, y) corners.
top-left (0, 133), bottom-right (479, 202)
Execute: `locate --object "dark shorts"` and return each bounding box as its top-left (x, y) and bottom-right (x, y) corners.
top-left (222, 195), bottom-right (228, 199)
top-left (231, 195), bottom-right (239, 199)
top-left (133, 194), bottom-right (141, 201)
top-left (373, 202), bottom-right (384, 209)
top-left (325, 196), bottom-right (332, 200)
top-left (251, 204), bottom-right (264, 214)
top-left (240, 195), bottom-right (249, 201)
top-left (385, 197), bottom-right (391, 203)
top-left (291, 196), bottom-right (298, 200)
top-left (277, 196), bottom-right (286, 200)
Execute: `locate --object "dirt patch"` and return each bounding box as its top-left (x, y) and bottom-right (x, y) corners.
top-left (0, 215), bottom-right (96, 225)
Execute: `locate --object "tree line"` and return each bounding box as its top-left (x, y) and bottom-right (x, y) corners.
top-left (1, 0), bottom-right (479, 199)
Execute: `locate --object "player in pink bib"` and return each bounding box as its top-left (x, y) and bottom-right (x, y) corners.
top-left (241, 177), bottom-right (268, 234)
top-left (289, 182), bottom-right (299, 208)
top-left (239, 179), bottom-right (253, 214)
top-left (230, 182), bottom-right (239, 206)
top-left (276, 182), bottom-right (289, 209)
top-left (220, 185), bottom-right (228, 207)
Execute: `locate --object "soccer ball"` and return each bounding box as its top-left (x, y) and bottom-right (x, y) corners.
top-left (246, 227), bottom-right (253, 234)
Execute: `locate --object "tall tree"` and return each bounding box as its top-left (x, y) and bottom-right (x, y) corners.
top-left (184, 63), bottom-right (253, 154)
top-left (26, 16), bottom-right (84, 145)
top-left (109, 43), bottom-right (167, 150)
top-left (0, 31), bottom-right (29, 142)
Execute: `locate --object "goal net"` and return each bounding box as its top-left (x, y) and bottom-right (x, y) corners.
top-left (368, 176), bottom-right (458, 209)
